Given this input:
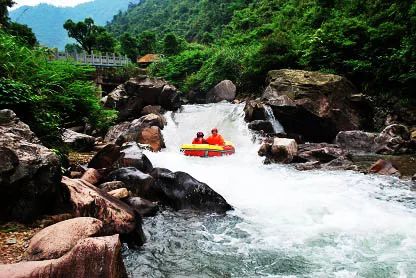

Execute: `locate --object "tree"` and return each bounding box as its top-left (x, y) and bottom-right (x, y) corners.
top-left (65, 43), bottom-right (83, 53)
top-left (0, 0), bottom-right (14, 26)
top-left (7, 22), bottom-right (37, 47)
top-left (120, 33), bottom-right (139, 61)
top-left (137, 31), bottom-right (156, 55)
top-left (63, 17), bottom-right (114, 53)
top-left (163, 33), bottom-right (181, 55)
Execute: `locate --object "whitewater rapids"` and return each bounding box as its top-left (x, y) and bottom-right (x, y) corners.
top-left (123, 103), bottom-right (416, 277)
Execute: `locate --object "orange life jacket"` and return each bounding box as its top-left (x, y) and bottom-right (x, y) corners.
top-left (206, 134), bottom-right (225, 146)
top-left (192, 138), bottom-right (207, 144)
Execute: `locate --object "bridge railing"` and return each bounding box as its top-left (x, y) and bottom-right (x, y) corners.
top-left (53, 51), bottom-right (130, 67)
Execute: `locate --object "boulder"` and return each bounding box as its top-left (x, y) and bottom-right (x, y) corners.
top-left (61, 177), bottom-right (145, 245)
top-left (116, 142), bottom-right (153, 173)
top-left (243, 100), bottom-right (266, 122)
top-left (149, 168), bottom-right (232, 213)
top-left (103, 85), bottom-right (142, 121)
top-left (139, 126), bottom-right (165, 152)
top-left (297, 143), bottom-right (346, 163)
top-left (25, 217), bottom-right (103, 261)
top-left (159, 84), bottom-right (181, 110)
top-left (124, 197), bottom-right (159, 217)
top-left (106, 167), bottom-right (154, 197)
top-left (263, 69), bottom-right (372, 142)
top-left (88, 144), bottom-right (121, 169)
top-left (369, 159), bottom-right (400, 176)
top-left (141, 105), bottom-right (163, 116)
top-left (81, 168), bottom-right (102, 185)
top-left (270, 138), bottom-right (298, 163)
top-left (375, 124), bottom-right (415, 154)
top-left (102, 77), bottom-right (181, 120)
top-left (206, 80), bottom-right (237, 103)
top-left (0, 110), bottom-right (62, 222)
top-left (104, 117), bottom-right (165, 152)
top-left (99, 181), bottom-right (126, 192)
top-left (108, 188), bottom-right (129, 199)
top-left (0, 235), bottom-right (127, 278)
top-left (336, 130), bottom-right (378, 153)
top-left (62, 129), bottom-right (96, 151)
top-left (248, 120), bottom-right (274, 133)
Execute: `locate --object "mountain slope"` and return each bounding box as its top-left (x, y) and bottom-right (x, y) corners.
top-left (10, 0), bottom-right (139, 49)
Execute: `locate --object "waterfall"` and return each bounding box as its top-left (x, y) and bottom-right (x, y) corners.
top-left (263, 104), bottom-right (285, 133)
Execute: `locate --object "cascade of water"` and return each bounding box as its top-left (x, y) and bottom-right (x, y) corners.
top-left (126, 103), bottom-right (416, 278)
top-left (263, 104), bottom-right (285, 133)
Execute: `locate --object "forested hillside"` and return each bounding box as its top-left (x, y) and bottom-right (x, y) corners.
top-left (10, 0), bottom-right (139, 49)
top-left (108, 0), bottom-right (416, 117)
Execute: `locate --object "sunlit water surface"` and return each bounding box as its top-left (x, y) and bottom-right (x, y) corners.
top-left (123, 103), bottom-right (416, 277)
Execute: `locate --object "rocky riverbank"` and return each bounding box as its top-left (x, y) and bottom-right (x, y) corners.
top-left (243, 69), bottom-right (416, 179)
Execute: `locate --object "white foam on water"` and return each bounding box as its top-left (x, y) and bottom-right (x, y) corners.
top-left (139, 103), bottom-right (416, 277)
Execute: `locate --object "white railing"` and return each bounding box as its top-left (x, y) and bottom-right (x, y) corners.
top-left (54, 51), bottom-right (130, 67)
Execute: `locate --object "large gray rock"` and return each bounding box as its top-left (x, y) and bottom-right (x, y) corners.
top-left (0, 235), bottom-right (127, 278)
top-left (124, 197), bottom-right (159, 217)
top-left (263, 69), bottom-right (372, 142)
top-left (336, 130), bottom-right (378, 153)
top-left (0, 110), bottom-right (62, 222)
top-left (243, 100), bottom-right (266, 122)
top-left (148, 168), bottom-right (232, 213)
top-left (102, 76), bottom-right (181, 120)
top-left (25, 217), bottom-right (103, 261)
top-left (104, 115), bottom-right (166, 152)
top-left (206, 80), bottom-right (237, 103)
top-left (62, 129), bottom-right (96, 151)
top-left (248, 120), bottom-right (274, 134)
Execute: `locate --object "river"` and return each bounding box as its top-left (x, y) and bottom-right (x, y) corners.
top-left (123, 103), bottom-right (416, 277)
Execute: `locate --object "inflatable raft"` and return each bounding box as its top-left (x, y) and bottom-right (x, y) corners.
top-left (180, 141), bottom-right (235, 157)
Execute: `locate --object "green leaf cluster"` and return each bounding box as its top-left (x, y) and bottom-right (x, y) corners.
top-left (0, 31), bottom-right (117, 148)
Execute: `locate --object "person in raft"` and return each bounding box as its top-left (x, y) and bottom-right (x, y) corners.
top-left (206, 128), bottom-right (225, 146)
top-left (192, 131), bottom-right (208, 144)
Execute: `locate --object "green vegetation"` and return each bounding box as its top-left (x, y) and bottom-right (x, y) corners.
top-left (0, 31), bottom-right (116, 148)
top-left (108, 0), bottom-right (416, 106)
top-left (64, 18), bottom-right (115, 54)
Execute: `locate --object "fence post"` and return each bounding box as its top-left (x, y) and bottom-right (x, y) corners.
top-left (92, 51), bottom-right (95, 66)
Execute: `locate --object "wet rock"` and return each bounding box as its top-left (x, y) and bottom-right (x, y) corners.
top-left (124, 76), bottom-right (166, 105)
top-left (81, 168), bottom-right (102, 185)
top-left (369, 159), bottom-right (400, 176)
top-left (206, 80), bottom-right (237, 103)
top-left (159, 84), bottom-right (181, 110)
top-left (61, 177), bottom-right (145, 245)
top-left (108, 188), bottom-right (129, 199)
top-left (107, 167), bottom-right (154, 197)
top-left (124, 197), bottom-right (159, 217)
top-left (149, 168), bottom-right (232, 213)
top-left (243, 100), bottom-right (266, 122)
top-left (141, 105), bottom-right (163, 116)
top-left (0, 235), bottom-right (127, 278)
top-left (295, 161), bottom-right (321, 171)
top-left (69, 171), bottom-right (83, 179)
top-left (297, 143), bottom-right (345, 163)
top-left (0, 109), bottom-right (62, 222)
top-left (323, 157), bottom-right (358, 171)
top-left (62, 129), bottom-right (96, 151)
top-left (116, 142), bottom-right (153, 173)
top-left (88, 144), bottom-right (121, 169)
top-left (25, 217), bottom-right (103, 261)
top-left (248, 120), bottom-right (274, 133)
top-left (375, 124), bottom-right (415, 155)
top-left (138, 126), bottom-right (165, 152)
top-left (104, 117), bottom-right (165, 152)
top-left (99, 181), bottom-right (126, 192)
top-left (263, 69), bottom-right (372, 142)
top-left (336, 130), bottom-right (378, 153)
top-left (270, 138), bottom-right (298, 163)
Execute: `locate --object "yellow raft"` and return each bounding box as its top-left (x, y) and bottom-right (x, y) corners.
top-left (180, 141), bottom-right (235, 157)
